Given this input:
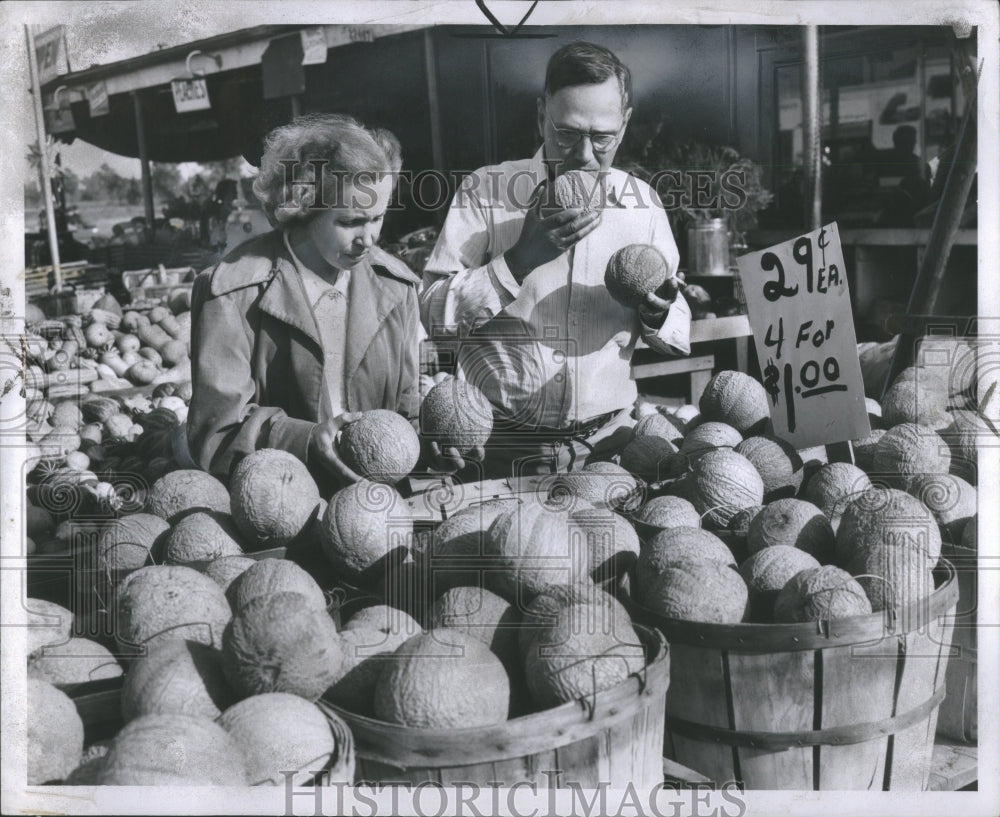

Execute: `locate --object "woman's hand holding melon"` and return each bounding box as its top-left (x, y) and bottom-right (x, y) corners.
top-left (308, 413), bottom-right (363, 486)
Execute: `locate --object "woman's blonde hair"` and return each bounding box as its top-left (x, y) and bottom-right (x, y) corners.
top-left (252, 113), bottom-right (403, 228)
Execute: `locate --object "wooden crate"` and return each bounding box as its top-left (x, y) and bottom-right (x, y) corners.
top-left (624, 561), bottom-right (959, 790)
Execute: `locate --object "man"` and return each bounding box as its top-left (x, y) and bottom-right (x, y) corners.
top-left (420, 41), bottom-right (689, 478)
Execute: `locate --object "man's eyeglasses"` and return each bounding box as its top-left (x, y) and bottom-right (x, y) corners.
top-left (544, 111), bottom-right (625, 153)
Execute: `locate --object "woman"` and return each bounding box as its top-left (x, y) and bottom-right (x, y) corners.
top-left (187, 113), bottom-right (423, 490)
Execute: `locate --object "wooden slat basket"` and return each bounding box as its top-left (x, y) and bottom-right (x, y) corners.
top-left (936, 543), bottom-right (976, 743)
top-left (624, 560), bottom-right (958, 790)
top-left (320, 624), bottom-right (669, 789)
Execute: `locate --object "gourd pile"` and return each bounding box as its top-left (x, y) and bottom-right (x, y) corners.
top-left (22, 330), bottom-right (981, 786)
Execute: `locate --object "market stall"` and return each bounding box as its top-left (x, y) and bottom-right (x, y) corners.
top-left (17, 17), bottom-right (985, 800)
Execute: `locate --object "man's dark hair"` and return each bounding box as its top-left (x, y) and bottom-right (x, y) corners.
top-left (544, 41), bottom-right (631, 108)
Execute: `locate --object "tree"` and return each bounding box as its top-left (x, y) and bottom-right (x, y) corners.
top-left (151, 162), bottom-right (183, 202)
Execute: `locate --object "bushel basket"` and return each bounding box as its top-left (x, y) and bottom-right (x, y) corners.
top-left (623, 560), bottom-right (958, 790)
top-left (320, 624), bottom-right (669, 789)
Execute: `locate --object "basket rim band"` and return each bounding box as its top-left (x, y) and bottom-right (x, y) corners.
top-left (665, 685), bottom-right (945, 750)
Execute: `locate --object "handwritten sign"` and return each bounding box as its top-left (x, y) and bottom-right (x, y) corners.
top-left (737, 222), bottom-right (870, 449)
top-left (171, 78), bottom-right (211, 113)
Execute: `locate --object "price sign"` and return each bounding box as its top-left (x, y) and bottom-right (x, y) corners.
top-left (737, 222), bottom-right (870, 448)
top-left (171, 78), bottom-right (211, 113)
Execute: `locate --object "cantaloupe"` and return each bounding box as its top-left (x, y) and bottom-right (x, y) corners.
top-left (517, 583), bottom-right (632, 653)
top-left (226, 557), bottom-right (327, 614)
top-left (698, 371), bottom-right (770, 434)
top-left (881, 376), bottom-right (951, 429)
top-left (430, 585), bottom-right (520, 666)
top-left (96, 513), bottom-right (169, 583)
top-left (343, 604), bottom-right (423, 641)
top-left (961, 516), bottom-right (976, 550)
top-left (419, 376), bottom-right (494, 454)
top-left (568, 504), bottom-right (641, 583)
top-left (604, 244), bottom-right (670, 308)
top-left (640, 560), bottom-right (748, 624)
top-left (25, 598), bottom-right (73, 658)
top-left (147, 469), bottom-right (230, 522)
top-left (632, 495), bottom-right (701, 535)
top-left (739, 546), bottom-right (823, 622)
top-left (219, 693), bottom-right (346, 786)
top-left (746, 498), bottom-right (835, 562)
top-left (64, 741), bottom-right (111, 784)
top-left (487, 499), bottom-right (592, 600)
top-left (865, 397), bottom-right (884, 429)
top-left (619, 435), bottom-right (680, 481)
top-left (801, 462), bottom-right (873, 533)
top-left (773, 565), bottom-right (872, 622)
top-left (121, 639), bottom-right (233, 722)
top-left (907, 473), bottom-right (977, 543)
top-left (96, 713), bottom-right (248, 785)
top-left (230, 449), bottom-right (321, 550)
top-left (338, 409), bottom-right (421, 483)
top-left (914, 336), bottom-right (976, 398)
top-left (734, 435), bottom-right (804, 499)
top-left (872, 422), bottom-right (951, 489)
top-left (203, 555), bottom-right (257, 593)
top-left (327, 627), bottom-right (404, 715)
top-left (547, 462), bottom-right (642, 512)
top-left (836, 487), bottom-right (943, 566)
top-left (222, 591), bottom-right (342, 700)
top-left (835, 487), bottom-right (941, 611)
top-left (373, 629), bottom-right (510, 728)
top-left (320, 480), bottom-right (413, 584)
top-left (940, 409), bottom-right (985, 483)
top-left (689, 448), bottom-right (764, 529)
top-left (636, 527), bottom-right (737, 601)
top-left (114, 565), bottom-right (232, 654)
top-left (426, 500), bottom-right (511, 594)
top-left (28, 637), bottom-right (122, 687)
top-left (677, 421), bottom-right (743, 464)
top-left (852, 428), bottom-right (886, 473)
top-left (546, 168), bottom-right (603, 212)
top-left (162, 511), bottom-right (245, 566)
top-left (522, 599), bottom-right (645, 709)
top-left (28, 679), bottom-right (84, 784)
top-left (632, 411), bottom-right (685, 444)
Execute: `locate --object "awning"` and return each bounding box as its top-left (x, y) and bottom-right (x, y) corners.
top-left (40, 24), bottom-right (425, 163)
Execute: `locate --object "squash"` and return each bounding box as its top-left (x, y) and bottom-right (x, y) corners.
top-left (99, 350), bottom-right (130, 378)
top-left (159, 314), bottom-right (182, 339)
top-left (138, 347), bottom-right (163, 367)
top-left (84, 322), bottom-right (113, 348)
top-left (137, 323), bottom-right (173, 353)
top-left (127, 360), bottom-right (160, 385)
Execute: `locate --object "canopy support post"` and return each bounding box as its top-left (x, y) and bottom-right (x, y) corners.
top-left (25, 24), bottom-right (62, 290)
top-left (132, 90), bottom-right (155, 235)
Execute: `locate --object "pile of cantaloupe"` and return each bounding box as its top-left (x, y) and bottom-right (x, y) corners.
top-left (620, 340), bottom-right (978, 626)
top-left (22, 335), bottom-right (981, 785)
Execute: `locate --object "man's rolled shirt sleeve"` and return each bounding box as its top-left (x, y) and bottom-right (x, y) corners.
top-left (420, 178), bottom-right (521, 336)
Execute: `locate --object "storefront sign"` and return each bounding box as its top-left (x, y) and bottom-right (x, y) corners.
top-left (171, 77), bottom-right (211, 113)
top-left (737, 222), bottom-right (870, 448)
top-left (86, 81), bottom-right (109, 117)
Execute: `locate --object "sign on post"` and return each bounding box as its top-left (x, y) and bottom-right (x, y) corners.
top-left (737, 222), bottom-right (870, 449)
top-left (34, 26), bottom-right (69, 85)
top-left (171, 78), bottom-right (212, 113)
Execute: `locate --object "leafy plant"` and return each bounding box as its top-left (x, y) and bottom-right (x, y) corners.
top-left (621, 140), bottom-right (773, 236)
